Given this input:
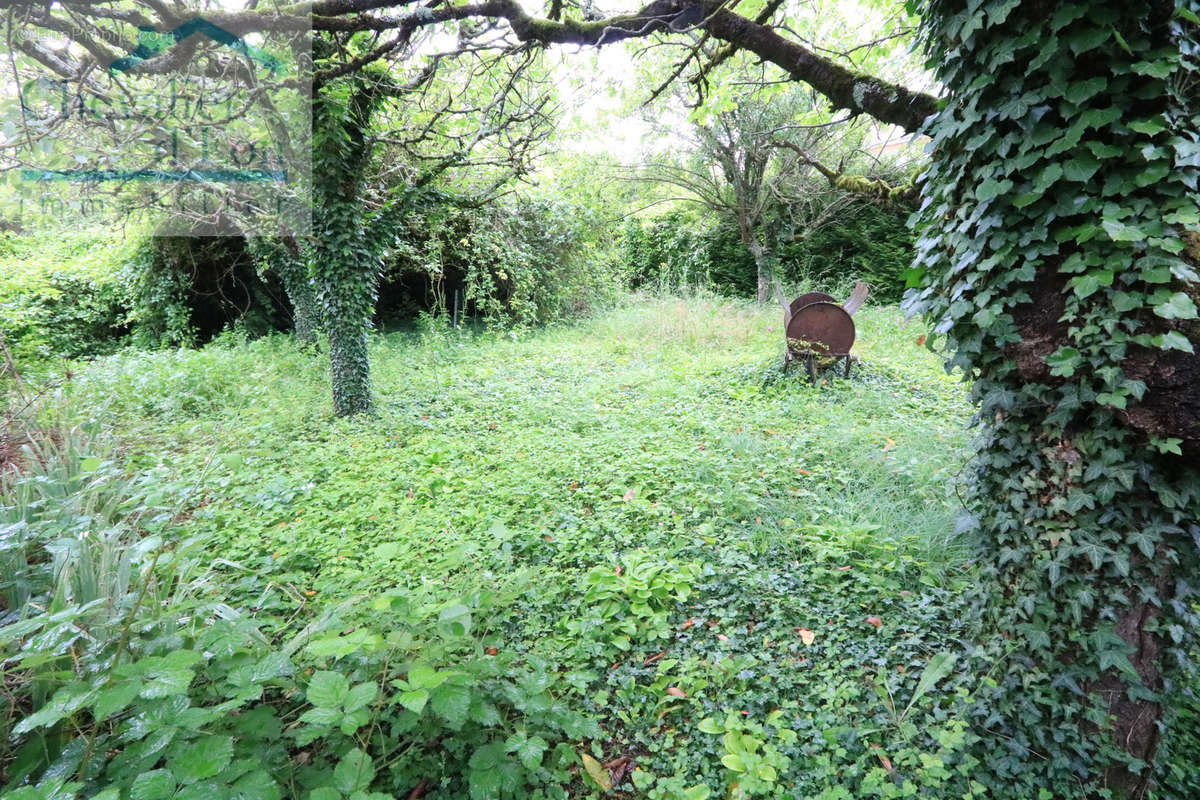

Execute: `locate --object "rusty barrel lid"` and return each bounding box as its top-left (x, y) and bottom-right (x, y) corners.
top-left (789, 292), bottom-right (836, 316)
top-left (786, 301), bottom-right (856, 355)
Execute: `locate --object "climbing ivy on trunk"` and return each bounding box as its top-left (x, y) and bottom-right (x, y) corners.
top-left (249, 236), bottom-right (321, 348)
top-left (311, 70), bottom-right (390, 416)
top-left (908, 1), bottom-right (1199, 795)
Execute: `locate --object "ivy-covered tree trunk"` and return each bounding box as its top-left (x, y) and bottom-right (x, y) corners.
top-left (311, 71), bottom-right (387, 416)
top-left (250, 236), bottom-right (321, 348)
top-left (910, 2), bottom-right (1198, 795)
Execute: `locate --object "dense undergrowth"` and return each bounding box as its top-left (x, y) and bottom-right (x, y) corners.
top-left (2, 297), bottom-right (995, 798)
top-left (8, 297), bottom-right (1193, 797)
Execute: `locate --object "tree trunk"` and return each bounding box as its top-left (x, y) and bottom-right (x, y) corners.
top-left (909, 2), bottom-right (1199, 795)
top-left (312, 220), bottom-right (377, 417)
top-left (276, 247), bottom-right (321, 349)
top-left (325, 307), bottom-right (372, 417)
top-left (737, 218), bottom-right (772, 303)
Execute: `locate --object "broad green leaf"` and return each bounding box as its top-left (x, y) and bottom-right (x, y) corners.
top-left (130, 770), bottom-right (176, 800)
top-left (430, 682), bottom-right (472, 728)
top-left (515, 735), bottom-right (548, 770)
top-left (437, 603), bottom-right (472, 636)
top-left (1153, 292), bottom-right (1198, 320)
top-left (903, 651), bottom-right (959, 717)
top-left (173, 735), bottom-right (233, 784)
top-left (307, 671), bottom-right (350, 709)
top-left (398, 688), bottom-right (430, 714)
top-left (721, 753), bottom-right (747, 773)
top-left (343, 682), bottom-right (378, 713)
top-left (92, 681), bottom-right (141, 720)
top-left (334, 748), bottom-right (376, 795)
top-left (407, 663), bottom-right (447, 690)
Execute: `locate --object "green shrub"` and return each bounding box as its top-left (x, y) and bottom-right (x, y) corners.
top-left (0, 230), bottom-right (140, 366)
top-left (380, 195), bottom-right (621, 326)
top-left (619, 200), bottom-right (914, 303)
top-left (779, 200), bottom-right (914, 304)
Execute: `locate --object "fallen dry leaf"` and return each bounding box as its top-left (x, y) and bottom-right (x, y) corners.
top-left (622, 489), bottom-right (635, 502)
top-left (666, 687), bottom-right (687, 698)
top-left (717, 633), bottom-right (729, 642)
top-left (797, 628), bottom-right (815, 646)
top-left (580, 753), bottom-right (612, 791)
top-left (866, 616), bottom-right (883, 628)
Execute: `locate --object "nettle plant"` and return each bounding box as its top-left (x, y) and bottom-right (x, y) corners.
top-left (906, 1), bottom-right (1199, 796)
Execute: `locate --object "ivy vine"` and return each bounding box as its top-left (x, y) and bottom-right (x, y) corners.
top-left (907, 1), bottom-right (1200, 795)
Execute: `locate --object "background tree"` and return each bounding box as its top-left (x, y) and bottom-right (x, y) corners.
top-left (630, 82), bottom-right (854, 303)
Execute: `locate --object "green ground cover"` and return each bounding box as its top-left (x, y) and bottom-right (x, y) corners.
top-left (5, 296), bottom-right (997, 799)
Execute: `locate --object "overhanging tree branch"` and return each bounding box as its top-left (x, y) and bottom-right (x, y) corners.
top-left (11, 0), bottom-right (937, 132)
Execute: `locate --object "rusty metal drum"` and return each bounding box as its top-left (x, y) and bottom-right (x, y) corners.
top-left (785, 301), bottom-right (855, 356)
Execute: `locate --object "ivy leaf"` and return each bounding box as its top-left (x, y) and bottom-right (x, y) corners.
top-left (1101, 219), bottom-right (1147, 242)
top-left (1012, 192), bottom-right (1043, 208)
top-left (1154, 331), bottom-right (1195, 354)
top-left (1098, 649), bottom-right (1140, 680)
top-left (1067, 26), bottom-right (1111, 54)
top-left (1152, 292), bottom-right (1198, 320)
top-left (1032, 162), bottom-right (1063, 193)
top-left (1062, 154), bottom-right (1101, 182)
top-left (1128, 118), bottom-right (1166, 135)
top-left (1068, 271), bottom-right (1112, 299)
top-left (1063, 77), bottom-right (1106, 104)
top-left (1128, 530), bottom-right (1159, 559)
top-left (976, 178), bottom-right (1013, 202)
top-left (1131, 59), bottom-right (1174, 79)
top-left (1045, 347), bottom-right (1082, 377)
